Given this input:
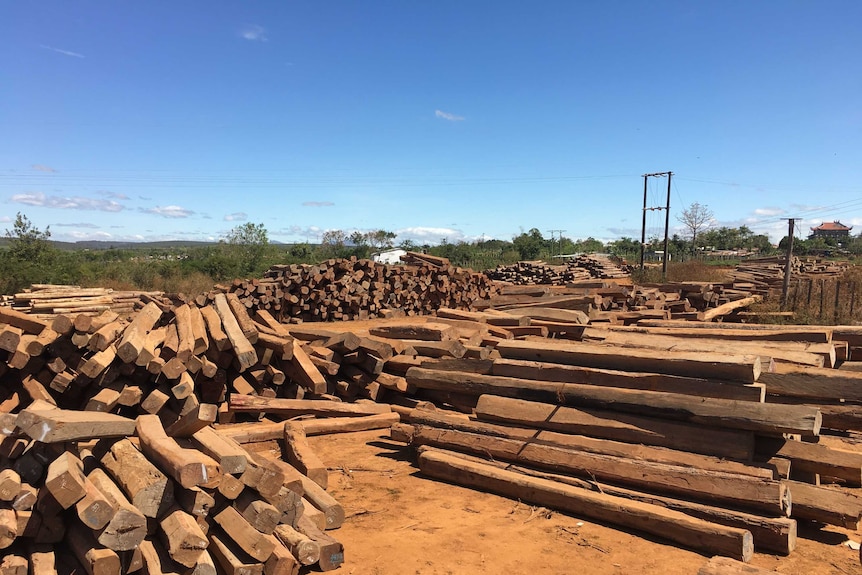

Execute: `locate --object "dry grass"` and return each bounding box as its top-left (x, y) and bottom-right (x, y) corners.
top-left (632, 261), bottom-right (731, 284)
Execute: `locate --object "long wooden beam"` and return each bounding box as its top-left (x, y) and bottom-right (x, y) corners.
top-left (494, 339), bottom-right (762, 382)
top-left (405, 367), bottom-right (822, 436)
top-left (417, 448), bottom-right (755, 562)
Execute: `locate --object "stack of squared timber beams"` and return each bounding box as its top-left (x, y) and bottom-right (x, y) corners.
top-left (2, 266), bottom-right (862, 570)
top-left (221, 253), bottom-right (497, 322)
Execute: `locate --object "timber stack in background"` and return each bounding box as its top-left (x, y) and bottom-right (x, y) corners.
top-left (1, 251), bottom-right (862, 571)
top-left (486, 253), bottom-right (632, 285)
top-left (220, 252), bottom-right (497, 323)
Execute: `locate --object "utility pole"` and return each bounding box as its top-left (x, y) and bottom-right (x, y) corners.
top-left (781, 218), bottom-right (799, 308)
top-left (640, 172), bottom-right (673, 280)
top-left (662, 172), bottom-right (672, 281)
top-left (548, 229), bottom-right (565, 258)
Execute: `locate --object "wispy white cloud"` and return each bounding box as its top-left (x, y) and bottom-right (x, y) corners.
top-left (606, 227), bottom-right (642, 239)
top-left (98, 191), bottom-right (130, 200)
top-left (31, 164), bottom-right (57, 173)
top-left (302, 201), bottom-right (335, 207)
top-left (239, 24), bottom-right (267, 42)
top-left (396, 226), bottom-right (466, 245)
top-left (224, 212), bottom-right (247, 222)
top-left (39, 44), bottom-right (85, 58)
top-left (63, 230), bottom-right (113, 240)
top-left (754, 207), bottom-right (785, 217)
top-left (11, 192), bottom-right (124, 212)
top-left (435, 109), bottom-right (465, 122)
top-left (53, 222), bottom-right (99, 229)
top-left (140, 205), bottom-right (194, 218)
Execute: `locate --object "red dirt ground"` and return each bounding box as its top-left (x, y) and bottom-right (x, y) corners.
top-left (307, 429), bottom-right (862, 575)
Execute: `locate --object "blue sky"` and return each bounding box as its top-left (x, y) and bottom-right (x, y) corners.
top-left (2, 1), bottom-right (861, 246)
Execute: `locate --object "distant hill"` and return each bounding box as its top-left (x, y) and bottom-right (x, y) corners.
top-left (0, 239), bottom-right (291, 251)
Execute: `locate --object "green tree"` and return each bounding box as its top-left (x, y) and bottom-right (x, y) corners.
top-left (5, 212), bottom-right (54, 262)
top-left (607, 237), bottom-right (641, 258)
top-left (365, 229), bottom-right (397, 250)
top-left (222, 222), bottom-right (269, 275)
top-left (572, 237), bottom-right (604, 254)
top-left (512, 228), bottom-right (546, 260)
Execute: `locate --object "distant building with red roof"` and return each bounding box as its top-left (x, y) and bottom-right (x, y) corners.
top-left (809, 221), bottom-right (853, 239)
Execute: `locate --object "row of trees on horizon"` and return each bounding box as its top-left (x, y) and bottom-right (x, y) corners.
top-left (2, 207), bottom-right (861, 296)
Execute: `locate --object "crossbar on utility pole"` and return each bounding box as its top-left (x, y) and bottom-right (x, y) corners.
top-left (781, 218), bottom-right (798, 308)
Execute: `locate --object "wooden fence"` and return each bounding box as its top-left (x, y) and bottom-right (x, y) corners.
top-left (787, 278), bottom-right (861, 324)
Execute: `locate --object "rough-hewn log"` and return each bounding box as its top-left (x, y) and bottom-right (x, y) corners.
top-left (213, 293), bottom-right (258, 372)
top-left (406, 368), bottom-right (821, 436)
top-left (191, 426), bottom-right (248, 475)
top-left (99, 438), bottom-right (174, 519)
top-left (75, 475), bottom-right (117, 530)
top-left (208, 531), bottom-right (264, 575)
top-left (473, 394), bottom-right (755, 460)
top-left (417, 448), bottom-right (754, 562)
top-left (16, 408), bottom-right (136, 443)
top-left (136, 415), bottom-right (221, 489)
top-left (284, 423), bottom-right (328, 489)
top-left (44, 451), bottom-right (87, 509)
top-left (228, 395), bottom-right (390, 418)
top-left (491, 358), bottom-right (765, 402)
top-left (67, 522), bottom-right (121, 575)
top-left (583, 328), bottom-right (834, 368)
top-left (435, 448), bottom-right (796, 555)
top-left (116, 301), bottom-right (164, 363)
top-left (784, 479), bottom-right (862, 528)
top-left (159, 508), bottom-right (208, 568)
top-left (701, 296), bottom-right (762, 321)
top-left (495, 339), bottom-right (762, 382)
top-left (407, 425), bottom-right (790, 516)
top-left (295, 516), bottom-right (344, 571)
top-left (409, 408), bottom-right (771, 479)
top-left (756, 436), bottom-right (862, 486)
top-left (213, 506), bottom-right (277, 562)
top-left (274, 524), bottom-right (320, 566)
top-left (282, 341), bottom-right (327, 394)
top-left (87, 468), bottom-right (148, 551)
top-left (760, 363), bottom-right (862, 402)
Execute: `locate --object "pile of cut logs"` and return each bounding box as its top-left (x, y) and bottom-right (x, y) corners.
top-left (1, 285), bottom-right (168, 318)
top-left (373, 319), bottom-right (862, 565)
top-left (473, 280), bottom-right (763, 324)
top-left (0, 294), bottom-right (408, 574)
top-left (3, 275), bottom-right (862, 570)
top-left (0, 403), bottom-right (357, 575)
top-left (486, 255), bottom-right (631, 285)
top-left (223, 254), bottom-right (497, 323)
